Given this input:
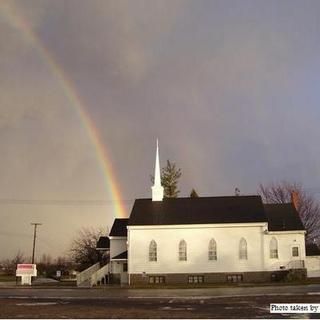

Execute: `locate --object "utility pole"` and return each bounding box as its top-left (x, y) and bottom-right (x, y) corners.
top-left (31, 223), bottom-right (42, 264)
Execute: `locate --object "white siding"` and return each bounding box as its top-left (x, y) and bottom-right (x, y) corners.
top-left (110, 238), bottom-right (127, 260)
top-left (112, 261), bottom-right (125, 273)
top-left (306, 256), bottom-right (320, 277)
top-left (263, 232), bottom-right (306, 271)
top-left (128, 224), bottom-right (266, 275)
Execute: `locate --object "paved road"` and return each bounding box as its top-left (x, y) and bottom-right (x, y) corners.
top-left (1, 284), bottom-right (320, 318)
top-left (1, 284), bottom-right (320, 298)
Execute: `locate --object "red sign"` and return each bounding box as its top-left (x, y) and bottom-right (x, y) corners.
top-left (16, 264), bottom-right (37, 277)
top-left (17, 264), bottom-right (33, 269)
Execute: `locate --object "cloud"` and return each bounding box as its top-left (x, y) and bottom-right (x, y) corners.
top-left (1, 0), bottom-right (320, 259)
top-left (8, 0), bottom-right (187, 88)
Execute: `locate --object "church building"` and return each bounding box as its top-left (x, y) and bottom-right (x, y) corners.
top-left (107, 142), bottom-right (307, 285)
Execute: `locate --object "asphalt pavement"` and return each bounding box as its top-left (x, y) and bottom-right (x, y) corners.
top-left (1, 284), bottom-right (320, 318)
top-left (1, 283), bottom-right (320, 298)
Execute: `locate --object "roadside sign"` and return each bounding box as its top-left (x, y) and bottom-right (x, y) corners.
top-left (16, 264), bottom-right (37, 285)
top-left (16, 264), bottom-right (37, 276)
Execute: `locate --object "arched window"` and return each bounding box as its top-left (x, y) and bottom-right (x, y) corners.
top-left (179, 240), bottom-right (187, 261)
top-left (208, 238), bottom-right (217, 261)
top-left (270, 237), bottom-right (278, 259)
top-left (239, 238), bottom-right (247, 260)
top-left (149, 240), bottom-right (157, 262)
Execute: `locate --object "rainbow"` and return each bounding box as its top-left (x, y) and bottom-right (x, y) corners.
top-left (0, 3), bottom-right (127, 218)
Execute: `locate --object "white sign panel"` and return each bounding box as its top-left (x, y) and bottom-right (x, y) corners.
top-left (16, 264), bottom-right (37, 277)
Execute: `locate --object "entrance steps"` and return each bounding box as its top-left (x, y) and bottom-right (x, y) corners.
top-left (76, 262), bottom-right (110, 287)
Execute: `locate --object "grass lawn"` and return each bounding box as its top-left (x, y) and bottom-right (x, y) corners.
top-left (0, 275), bottom-right (16, 282)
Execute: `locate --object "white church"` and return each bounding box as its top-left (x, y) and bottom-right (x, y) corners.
top-left (78, 143), bottom-right (320, 286)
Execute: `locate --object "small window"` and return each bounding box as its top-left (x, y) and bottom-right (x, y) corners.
top-left (227, 274), bottom-right (243, 283)
top-left (123, 263), bottom-right (128, 272)
top-left (208, 239), bottom-right (217, 261)
top-left (149, 276), bottom-right (165, 284)
top-left (149, 240), bottom-right (157, 262)
top-left (239, 238), bottom-right (248, 260)
top-left (270, 237), bottom-right (278, 259)
top-left (188, 275), bottom-right (204, 283)
top-left (179, 240), bottom-right (187, 261)
top-left (292, 246), bottom-right (299, 257)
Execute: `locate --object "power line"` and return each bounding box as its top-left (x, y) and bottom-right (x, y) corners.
top-left (1, 187), bottom-right (320, 206)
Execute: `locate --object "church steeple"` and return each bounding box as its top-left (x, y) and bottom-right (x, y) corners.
top-left (151, 139), bottom-right (164, 201)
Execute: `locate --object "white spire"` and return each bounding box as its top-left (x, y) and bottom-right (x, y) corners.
top-left (151, 139), bottom-right (164, 201)
top-left (154, 139), bottom-right (161, 186)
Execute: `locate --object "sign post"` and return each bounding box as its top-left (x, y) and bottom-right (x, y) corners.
top-left (16, 264), bottom-right (37, 285)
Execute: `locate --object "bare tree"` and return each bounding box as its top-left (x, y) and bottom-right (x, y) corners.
top-left (11, 251), bottom-right (25, 266)
top-left (36, 255), bottom-right (76, 278)
top-left (1, 251), bottom-right (25, 275)
top-left (258, 181), bottom-right (320, 244)
top-left (69, 227), bottom-right (105, 271)
top-left (40, 254), bottom-right (52, 266)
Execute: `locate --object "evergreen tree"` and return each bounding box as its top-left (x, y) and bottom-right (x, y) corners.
top-left (151, 160), bottom-right (182, 198)
top-left (162, 160), bottom-right (182, 197)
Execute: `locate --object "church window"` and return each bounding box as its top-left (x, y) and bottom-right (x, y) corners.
top-left (179, 240), bottom-right (187, 261)
top-left (208, 238), bottom-right (217, 260)
top-left (239, 238), bottom-right (248, 260)
top-left (149, 240), bottom-right (157, 262)
top-left (292, 246), bottom-right (299, 257)
top-left (270, 237), bottom-right (278, 259)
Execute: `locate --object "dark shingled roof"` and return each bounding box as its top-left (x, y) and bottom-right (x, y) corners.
top-left (110, 218), bottom-right (129, 237)
top-left (96, 236), bottom-right (110, 250)
top-left (112, 251), bottom-right (128, 260)
top-left (306, 243), bottom-right (320, 256)
top-left (264, 203), bottom-right (305, 231)
top-left (128, 196), bottom-right (268, 226)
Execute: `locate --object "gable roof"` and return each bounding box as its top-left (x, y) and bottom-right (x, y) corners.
top-left (112, 251), bottom-right (128, 260)
top-left (128, 196), bottom-right (267, 226)
top-left (264, 203), bottom-right (305, 231)
top-left (109, 218), bottom-right (129, 237)
top-left (96, 236), bottom-right (110, 250)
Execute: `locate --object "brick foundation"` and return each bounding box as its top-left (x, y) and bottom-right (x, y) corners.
top-left (129, 269), bottom-right (307, 286)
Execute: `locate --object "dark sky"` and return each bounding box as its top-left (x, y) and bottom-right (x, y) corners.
top-left (1, 0), bottom-right (320, 260)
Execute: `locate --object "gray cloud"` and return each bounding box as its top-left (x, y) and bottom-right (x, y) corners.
top-left (1, 0), bottom-right (320, 259)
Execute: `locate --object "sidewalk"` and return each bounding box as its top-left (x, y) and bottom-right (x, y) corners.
top-left (0, 281), bottom-right (16, 287)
